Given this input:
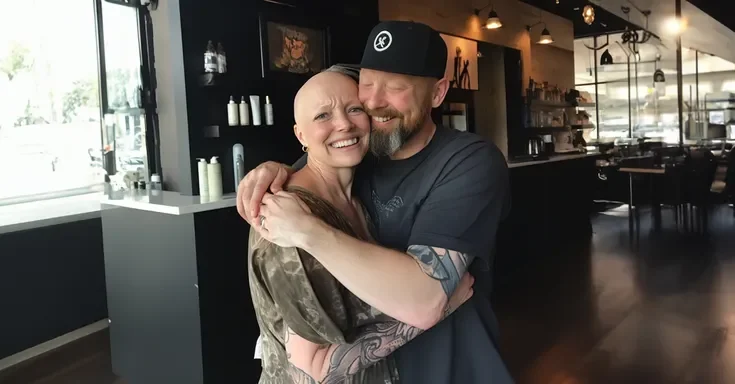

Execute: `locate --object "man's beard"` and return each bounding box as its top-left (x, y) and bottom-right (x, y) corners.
top-left (368, 107), bottom-right (428, 157)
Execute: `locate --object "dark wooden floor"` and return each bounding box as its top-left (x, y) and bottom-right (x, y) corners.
top-left (6, 205), bottom-right (735, 384)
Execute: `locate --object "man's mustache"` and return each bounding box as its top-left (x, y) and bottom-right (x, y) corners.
top-left (365, 107), bottom-right (403, 119)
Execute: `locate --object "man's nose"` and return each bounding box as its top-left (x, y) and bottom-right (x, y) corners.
top-left (362, 89), bottom-right (387, 111)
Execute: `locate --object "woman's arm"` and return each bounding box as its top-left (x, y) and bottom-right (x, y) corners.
top-left (285, 273), bottom-right (474, 383)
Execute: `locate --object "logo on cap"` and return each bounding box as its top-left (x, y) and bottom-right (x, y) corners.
top-left (373, 30), bottom-right (392, 52)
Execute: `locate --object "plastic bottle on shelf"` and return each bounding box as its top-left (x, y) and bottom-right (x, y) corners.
top-left (197, 158), bottom-right (209, 196)
top-left (207, 156), bottom-right (223, 199)
top-left (227, 96), bottom-right (239, 126)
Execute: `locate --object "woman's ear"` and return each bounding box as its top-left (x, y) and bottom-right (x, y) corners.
top-left (293, 124), bottom-right (307, 147)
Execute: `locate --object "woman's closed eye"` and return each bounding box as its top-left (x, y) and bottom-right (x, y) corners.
top-left (348, 106), bottom-right (365, 115)
top-left (314, 112), bottom-right (329, 121)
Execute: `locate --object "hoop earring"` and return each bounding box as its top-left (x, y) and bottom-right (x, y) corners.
top-left (302, 145), bottom-right (308, 152)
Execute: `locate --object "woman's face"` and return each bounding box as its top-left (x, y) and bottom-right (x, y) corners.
top-left (294, 73), bottom-right (370, 169)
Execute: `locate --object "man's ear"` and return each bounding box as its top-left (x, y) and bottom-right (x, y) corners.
top-left (294, 124), bottom-right (307, 147)
top-left (431, 78), bottom-right (450, 108)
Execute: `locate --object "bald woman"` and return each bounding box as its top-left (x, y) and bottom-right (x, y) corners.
top-left (248, 67), bottom-right (472, 384)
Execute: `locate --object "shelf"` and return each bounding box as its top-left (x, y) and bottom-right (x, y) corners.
top-left (529, 99), bottom-right (572, 109)
top-left (570, 124), bottom-right (596, 130)
top-left (526, 126), bottom-right (569, 133)
top-left (197, 72), bottom-right (228, 87)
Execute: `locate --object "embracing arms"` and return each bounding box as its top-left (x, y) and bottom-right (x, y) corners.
top-left (253, 142), bottom-right (510, 329)
top-left (284, 273), bottom-right (473, 383)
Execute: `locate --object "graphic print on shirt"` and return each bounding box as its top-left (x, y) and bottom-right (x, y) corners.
top-left (371, 190), bottom-right (404, 223)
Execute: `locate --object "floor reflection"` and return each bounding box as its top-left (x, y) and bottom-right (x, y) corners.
top-left (495, 205), bottom-right (735, 384)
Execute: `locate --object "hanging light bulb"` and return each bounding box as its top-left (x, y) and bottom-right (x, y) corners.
top-left (485, 9), bottom-right (502, 29)
top-left (538, 28), bottom-right (554, 44)
top-left (583, 5), bottom-right (595, 25)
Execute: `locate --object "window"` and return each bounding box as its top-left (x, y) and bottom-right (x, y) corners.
top-left (0, 0), bottom-right (148, 206)
top-left (0, 0), bottom-right (103, 204)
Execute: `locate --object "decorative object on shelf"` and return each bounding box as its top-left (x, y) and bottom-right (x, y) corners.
top-left (440, 34), bottom-right (478, 90)
top-left (204, 40), bottom-right (218, 73)
top-left (203, 125), bottom-right (220, 138)
top-left (227, 96), bottom-right (239, 126)
top-left (239, 97), bottom-right (250, 126)
top-left (233, 144), bottom-right (245, 187)
top-left (258, 12), bottom-right (330, 78)
top-left (582, 5), bottom-right (595, 25)
top-left (265, 96), bottom-right (274, 125)
top-left (473, 1), bottom-right (502, 30)
top-left (250, 95), bottom-right (262, 125)
top-left (216, 42), bottom-right (227, 74)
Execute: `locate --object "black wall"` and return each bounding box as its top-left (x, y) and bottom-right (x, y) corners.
top-left (178, 0), bottom-right (380, 195)
top-left (0, 220), bottom-right (108, 360)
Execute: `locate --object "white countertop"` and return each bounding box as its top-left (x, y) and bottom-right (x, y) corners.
top-left (0, 193), bottom-right (103, 235)
top-left (508, 153), bottom-right (602, 168)
top-left (0, 190), bottom-right (237, 235)
top-left (101, 190), bottom-right (237, 215)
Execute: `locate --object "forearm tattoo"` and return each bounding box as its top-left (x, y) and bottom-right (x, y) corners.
top-left (321, 321), bottom-right (422, 383)
top-left (407, 245), bottom-right (473, 298)
top-left (287, 305), bottom-right (460, 383)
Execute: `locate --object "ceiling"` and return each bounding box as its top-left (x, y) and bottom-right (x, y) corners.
top-left (518, 0), bottom-right (642, 38)
top-left (574, 32), bottom-right (735, 84)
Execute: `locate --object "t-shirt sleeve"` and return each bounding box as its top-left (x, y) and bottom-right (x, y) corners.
top-left (407, 139), bottom-right (510, 264)
top-left (250, 244), bottom-right (347, 345)
top-left (292, 154), bottom-right (307, 170)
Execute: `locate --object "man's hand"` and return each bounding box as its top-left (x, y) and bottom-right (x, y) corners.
top-left (236, 161), bottom-right (292, 225)
top-left (446, 272), bottom-right (474, 315)
top-left (258, 191), bottom-right (314, 247)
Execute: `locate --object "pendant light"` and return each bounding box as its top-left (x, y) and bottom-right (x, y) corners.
top-left (600, 49), bottom-right (613, 65)
top-left (583, 5), bottom-right (595, 25)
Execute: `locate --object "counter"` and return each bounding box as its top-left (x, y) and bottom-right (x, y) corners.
top-left (507, 152), bottom-right (602, 168)
top-left (101, 190), bottom-right (258, 384)
top-left (495, 153), bottom-right (603, 287)
top-left (101, 190), bottom-right (236, 215)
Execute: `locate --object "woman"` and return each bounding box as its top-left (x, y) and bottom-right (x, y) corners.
top-left (248, 67), bottom-right (472, 384)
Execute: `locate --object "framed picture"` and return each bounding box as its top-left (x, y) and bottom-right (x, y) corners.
top-left (258, 12), bottom-right (330, 78)
top-left (440, 34), bottom-right (479, 91)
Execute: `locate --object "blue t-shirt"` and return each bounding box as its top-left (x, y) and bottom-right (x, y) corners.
top-left (355, 125), bottom-right (514, 383)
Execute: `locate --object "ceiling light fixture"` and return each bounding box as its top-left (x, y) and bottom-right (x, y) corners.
top-left (583, 5), bottom-right (595, 25)
top-left (474, 2), bottom-right (503, 30)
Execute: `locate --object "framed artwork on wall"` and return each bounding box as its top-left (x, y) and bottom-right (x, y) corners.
top-left (440, 33), bottom-right (479, 91)
top-left (258, 12), bottom-right (330, 78)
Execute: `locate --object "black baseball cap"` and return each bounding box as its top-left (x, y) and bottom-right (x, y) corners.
top-left (360, 21), bottom-right (447, 79)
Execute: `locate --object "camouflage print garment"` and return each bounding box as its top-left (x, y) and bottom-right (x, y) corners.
top-left (248, 186), bottom-right (400, 384)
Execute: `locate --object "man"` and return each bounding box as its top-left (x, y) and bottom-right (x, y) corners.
top-left (240, 21), bottom-right (514, 383)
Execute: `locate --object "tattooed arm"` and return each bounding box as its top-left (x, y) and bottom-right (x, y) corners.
top-left (285, 273), bottom-right (474, 383)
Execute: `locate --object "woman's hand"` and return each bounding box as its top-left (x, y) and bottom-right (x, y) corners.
top-left (258, 191), bottom-right (314, 248)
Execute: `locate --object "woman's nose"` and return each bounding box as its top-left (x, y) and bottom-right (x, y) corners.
top-left (334, 113), bottom-right (354, 131)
